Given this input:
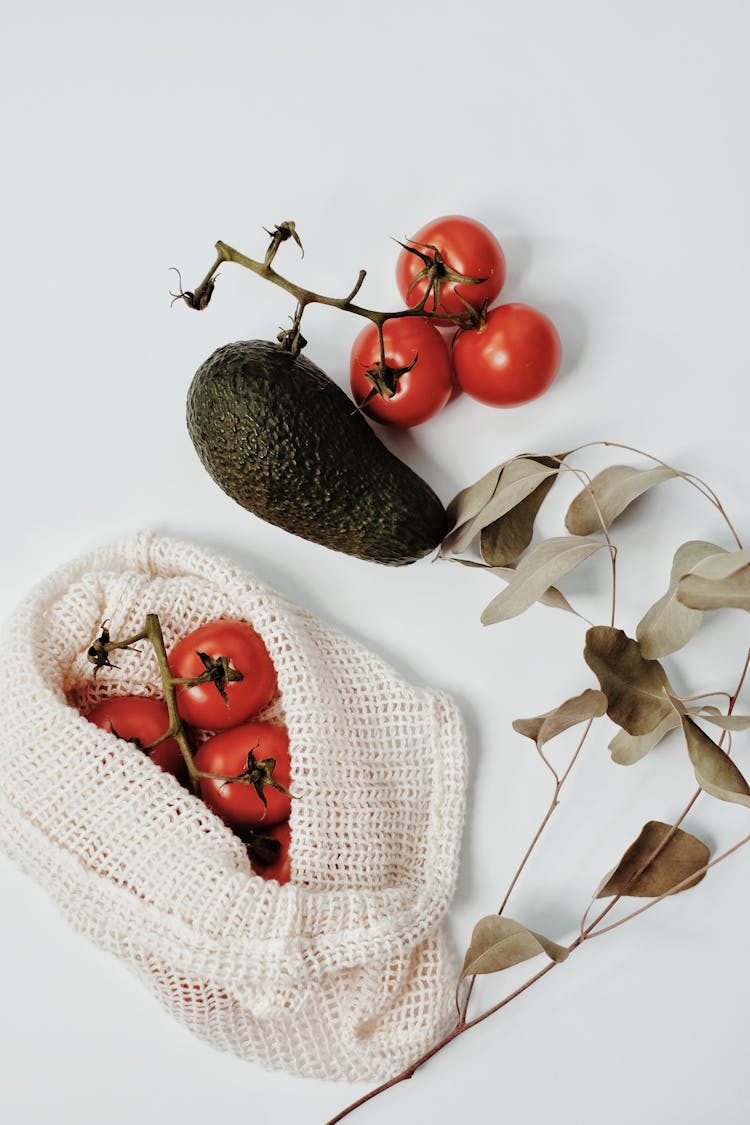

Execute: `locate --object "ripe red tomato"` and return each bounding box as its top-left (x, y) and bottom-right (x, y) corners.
top-left (251, 819), bottom-right (291, 885)
top-left (86, 696), bottom-right (185, 780)
top-left (452, 303), bottom-right (561, 407)
top-left (169, 620), bottom-right (277, 731)
top-left (350, 317), bottom-right (452, 427)
top-left (193, 722), bottom-right (291, 831)
top-left (395, 215), bottom-right (505, 325)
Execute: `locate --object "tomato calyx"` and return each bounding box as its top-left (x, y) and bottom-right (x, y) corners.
top-left (454, 294), bottom-right (490, 331)
top-left (397, 239), bottom-right (487, 319)
top-left (360, 353), bottom-right (419, 407)
top-left (245, 830), bottom-right (283, 867)
top-left (173, 651), bottom-right (245, 707)
top-left (107, 722), bottom-right (148, 754)
top-left (263, 220), bottom-right (304, 266)
top-left (277, 321), bottom-right (308, 355)
top-left (87, 621), bottom-right (144, 676)
top-left (105, 724), bottom-right (169, 760)
top-left (169, 267), bottom-right (216, 312)
top-left (212, 744), bottom-right (294, 819)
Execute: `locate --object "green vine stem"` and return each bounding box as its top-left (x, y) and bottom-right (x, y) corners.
top-left (89, 614), bottom-right (201, 792)
top-left (87, 614), bottom-right (287, 809)
top-left (172, 227), bottom-right (483, 360)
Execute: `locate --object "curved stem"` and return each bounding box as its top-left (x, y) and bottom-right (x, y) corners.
top-left (680, 691), bottom-right (733, 704)
top-left (327, 448), bottom-right (745, 1124)
top-left (90, 614), bottom-right (248, 796)
top-left (327, 934), bottom-right (586, 1125)
top-left (325, 956), bottom-right (563, 1125)
top-left (460, 455), bottom-right (616, 1023)
top-left (582, 646), bottom-right (750, 938)
top-left (558, 462), bottom-right (618, 626)
top-left (458, 716), bottom-right (596, 1023)
top-left (562, 442), bottom-right (743, 549)
top-left (212, 240), bottom-right (470, 329)
top-left (585, 832), bottom-right (750, 939)
top-left (326, 798), bottom-right (750, 1125)
top-left (501, 717), bottom-right (594, 914)
top-left (142, 614), bottom-right (202, 793)
top-left (324, 1024), bottom-right (465, 1125)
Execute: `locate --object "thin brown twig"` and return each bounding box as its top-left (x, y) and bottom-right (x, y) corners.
top-left (586, 832), bottom-right (750, 939)
top-left (327, 451), bottom-right (746, 1125)
top-left (582, 646), bottom-right (750, 937)
top-left (325, 793), bottom-right (750, 1125)
top-left (555, 460), bottom-right (618, 626)
top-left (325, 954), bottom-right (569, 1125)
top-left (459, 455), bottom-right (617, 1021)
top-left (566, 441), bottom-right (744, 550)
top-left (211, 240), bottom-right (473, 331)
top-left (499, 718), bottom-right (594, 917)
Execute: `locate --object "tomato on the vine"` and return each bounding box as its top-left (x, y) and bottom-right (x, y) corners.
top-left (250, 819), bottom-right (292, 885)
top-left (395, 215), bottom-right (505, 325)
top-left (169, 620), bottom-right (277, 731)
top-left (86, 696), bottom-right (185, 780)
top-left (350, 317), bottom-right (452, 427)
top-left (193, 722), bottom-right (291, 831)
top-left (452, 303), bottom-right (561, 407)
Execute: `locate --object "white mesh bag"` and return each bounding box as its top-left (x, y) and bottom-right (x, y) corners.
top-left (0, 533), bottom-right (466, 1082)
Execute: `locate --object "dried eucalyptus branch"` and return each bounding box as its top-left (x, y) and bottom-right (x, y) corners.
top-left (326, 445), bottom-right (748, 1125)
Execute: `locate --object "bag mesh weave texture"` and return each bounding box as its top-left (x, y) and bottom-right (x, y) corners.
top-left (0, 533), bottom-right (466, 1081)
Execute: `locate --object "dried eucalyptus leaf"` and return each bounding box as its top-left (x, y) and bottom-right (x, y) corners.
top-left (608, 711), bottom-right (680, 765)
top-left (444, 462), bottom-right (505, 546)
top-left (677, 550), bottom-right (750, 612)
top-left (596, 820), bottom-right (710, 899)
top-left (682, 716), bottom-right (750, 808)
top-left (450, 559), bottom-right (582, 617)
top-left (533, 585), bottom-right (583, 616)
top-left (565, 465), bottom-right (677, 536)
top-left (684, 546), bottom-right (750, 580)
top-left (487, 568), bottom-right (582, 616)
top-left (481, 536), bottom-right (605, 625)
top-left (584, 626), bottom-right (676, 736)
top-left (685, 707), bottom-right (750, 732)
top-left (480, 457), bottom-right (558, 566)
top-left (450, 458), bottom-right (559, 555)
top-left (513, 689), bottom-right (608, 751)
top-left (636, 541), bottom-right (727, 659)
top-left (460, 915), bottom-right (569, 981)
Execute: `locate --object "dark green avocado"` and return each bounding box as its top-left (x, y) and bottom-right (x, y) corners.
top-left (186, 340), bottom-right (447, 565)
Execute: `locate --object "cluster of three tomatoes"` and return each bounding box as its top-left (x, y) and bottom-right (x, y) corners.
top-left (86, 619), bottom-right (292, 884)
top-left (349, 214), bottom-right (561, 427)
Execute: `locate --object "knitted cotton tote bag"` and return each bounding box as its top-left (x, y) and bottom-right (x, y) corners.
top-left (0, 534), bottom-right (466, 1081)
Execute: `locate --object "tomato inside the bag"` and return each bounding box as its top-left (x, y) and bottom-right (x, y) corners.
top-left (169, 619), bottom-right (277, 730)
top-left (251, 819), bottom-right (292, 884)
top-left (194, 722), bottom-right (291, 831)
top-left (86, 696), bottom-right (185, 780)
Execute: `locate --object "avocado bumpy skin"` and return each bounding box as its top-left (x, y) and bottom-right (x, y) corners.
top-left (186, 340), bottom-right (448, 565)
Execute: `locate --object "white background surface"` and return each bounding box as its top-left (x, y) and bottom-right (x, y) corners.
top-left (2, 2), bottom-right (749, 1122)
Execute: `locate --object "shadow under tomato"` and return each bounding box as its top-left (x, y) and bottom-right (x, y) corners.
top-left (538, 299), bottom-right (588, 383)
